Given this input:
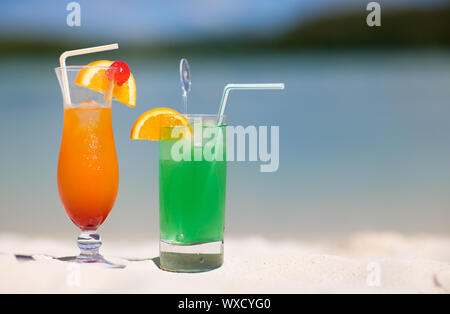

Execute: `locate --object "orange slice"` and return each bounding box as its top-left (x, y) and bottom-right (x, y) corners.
top-left (74, 60), bottom-right (136, 107)
top-left (130, 108), bottom-right (191, 140)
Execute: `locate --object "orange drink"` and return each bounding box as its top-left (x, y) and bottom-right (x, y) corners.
top-left (57, 103), bottom-right (118, 231)
top-left (55, 59), bottom-right (135, 266)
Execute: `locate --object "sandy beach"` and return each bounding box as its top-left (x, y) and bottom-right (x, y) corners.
top-left (0, 232), bottom-right (449, 294)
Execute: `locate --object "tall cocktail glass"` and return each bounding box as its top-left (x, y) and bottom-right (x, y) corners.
top-left (55, 66), bottom-right (122, 267)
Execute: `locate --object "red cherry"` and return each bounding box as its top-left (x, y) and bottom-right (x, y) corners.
top-left (106, 61), bottom-right (130, 86)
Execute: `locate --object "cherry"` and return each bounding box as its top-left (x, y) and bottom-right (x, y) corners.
top-left (106, 61), bottom-right (130, 86)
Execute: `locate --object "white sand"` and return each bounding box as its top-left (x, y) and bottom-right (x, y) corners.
top-left (0, 232), bottom-right (449, 293)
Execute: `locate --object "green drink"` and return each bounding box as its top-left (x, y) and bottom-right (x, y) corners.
top-left (159, 115), bottom-right (227, 272)
top-left (159, 156), bottom-right (226, 244)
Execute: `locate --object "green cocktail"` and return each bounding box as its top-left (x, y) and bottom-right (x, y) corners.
top-left (159, 115), bottom-right (227, 272)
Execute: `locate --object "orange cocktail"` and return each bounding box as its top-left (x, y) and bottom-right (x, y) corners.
top-left (55, 59), bottom-right (135, 266)
top-left (57, 104), bottom-right (118, 231)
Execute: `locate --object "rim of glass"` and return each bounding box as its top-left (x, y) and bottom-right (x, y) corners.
top-left (163, 113), bottom-right (227, 122)
top-left (164, 114), bottom-right (226, 118)
top-left (160, 113), bottom-right (228, 126)
top-left (55, 65), bottom-right (114, 71)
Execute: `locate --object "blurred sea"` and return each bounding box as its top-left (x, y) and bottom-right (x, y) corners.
top-left (1, 51), bottom-right (450, 241)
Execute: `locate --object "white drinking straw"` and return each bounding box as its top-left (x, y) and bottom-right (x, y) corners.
top-left (59, 43), bottom-right (119, 105)
top-left (217, 83), bottom-right (285, 125)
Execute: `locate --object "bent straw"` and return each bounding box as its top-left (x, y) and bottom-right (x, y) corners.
top-left (59, 43), bottom-right (119, 105)
top-left (217, 83), bottom-right (285, 125)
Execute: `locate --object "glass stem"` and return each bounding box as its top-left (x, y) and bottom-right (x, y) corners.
top-left (77, 231), bottom-right (102, 259)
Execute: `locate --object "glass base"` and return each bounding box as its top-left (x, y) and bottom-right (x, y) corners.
top-left (159, 240), bottom-right (223, 272)
top-left (60, 254), bottom-right (126, 268)
top-left (70, 231), bottom-right (126, 268)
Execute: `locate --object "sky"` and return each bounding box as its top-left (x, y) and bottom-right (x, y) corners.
top-left (0, 0), bottom-right (448, 43)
